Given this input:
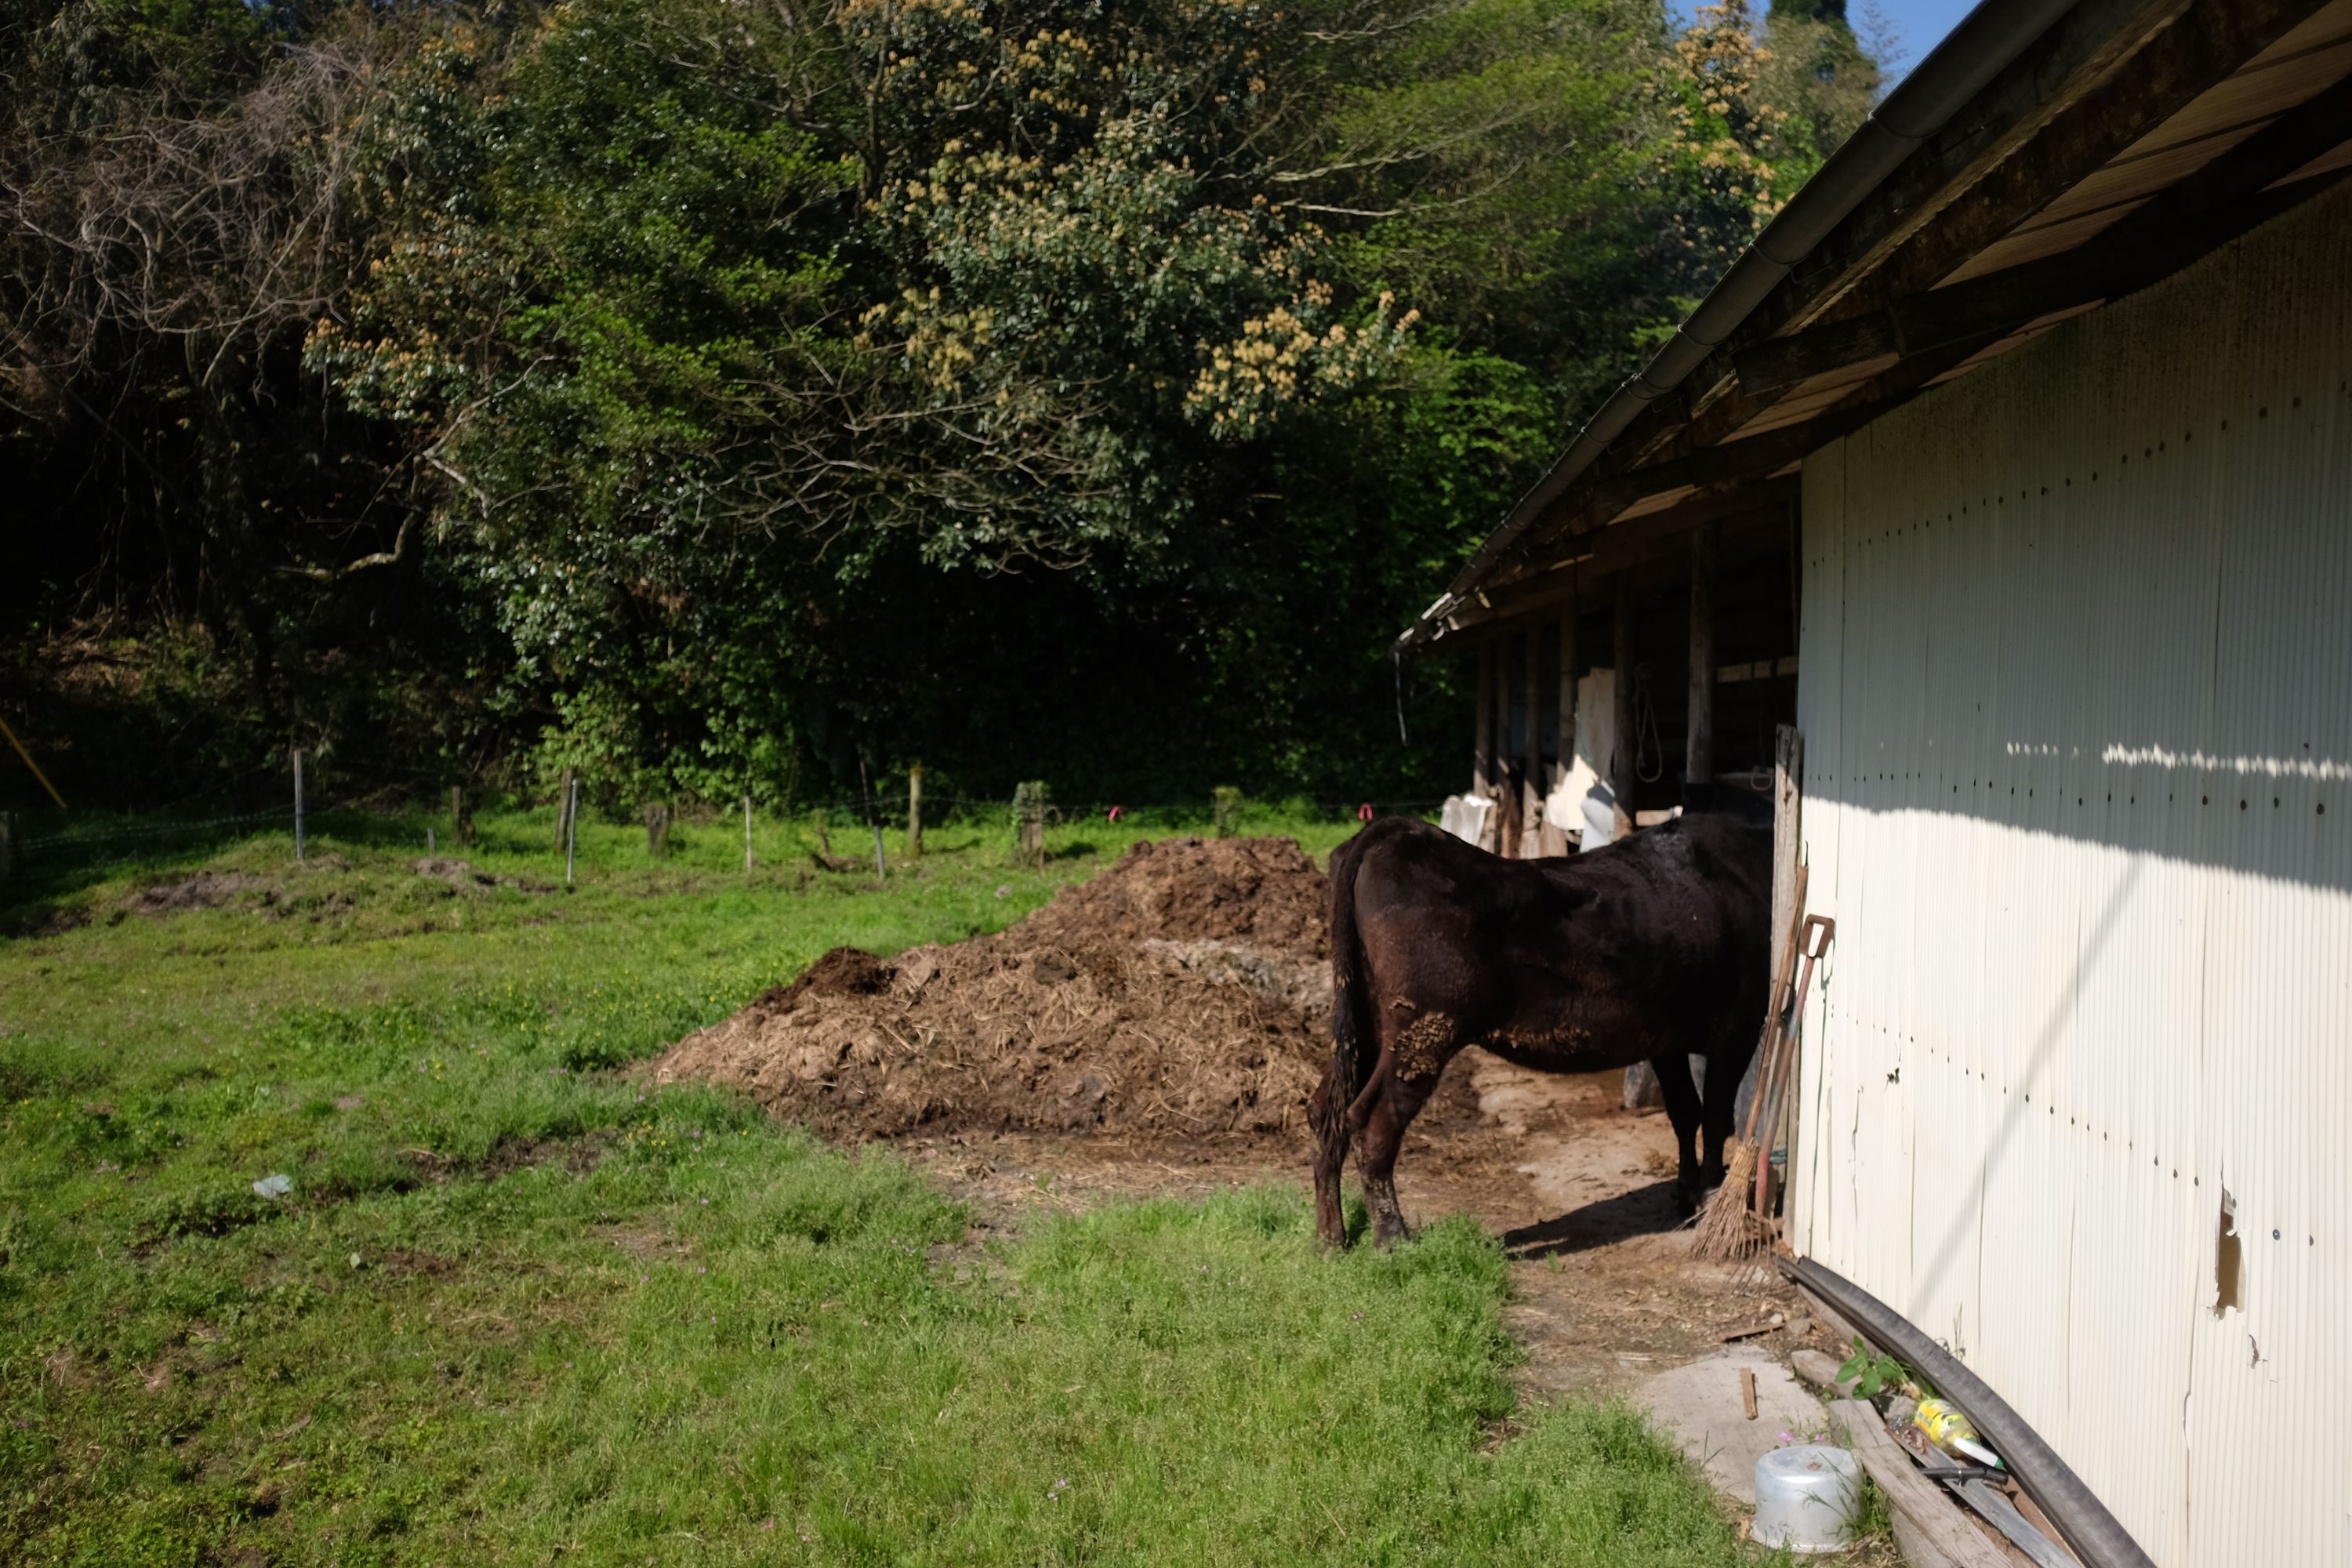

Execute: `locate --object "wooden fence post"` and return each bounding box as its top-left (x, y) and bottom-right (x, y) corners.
top-left (557, 768), bottom-right (577, 851)
top-left (907, 766), bottom-right (924, 861)
top-left (292, 750), bottom-right (306, 863)
top-left (449, 785), bottom-right (474, 848)
top-left (1212, 786), bottom-right (1242, 838)
top-left (643, 801), bottom-right (671, 858)
top-left (1013, 782), bottom-right (1047, 867)
top-left (564, 775), bottom-right (579, 886)
top-left (743, 793), bottom-right (754, 873)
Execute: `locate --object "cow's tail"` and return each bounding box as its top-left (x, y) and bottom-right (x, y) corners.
top-left (1319, 826), bottom-right (1381, 1147)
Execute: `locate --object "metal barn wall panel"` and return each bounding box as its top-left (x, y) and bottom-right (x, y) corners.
top-left (1790, 179), bottom-right (2352, 1566)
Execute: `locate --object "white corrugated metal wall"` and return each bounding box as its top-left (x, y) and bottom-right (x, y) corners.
top-left (1791, 179), bottom-right (2352, 1566)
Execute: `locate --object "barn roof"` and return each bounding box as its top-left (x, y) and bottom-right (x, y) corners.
top-left (1399, 0), bottom-right (2352, 650)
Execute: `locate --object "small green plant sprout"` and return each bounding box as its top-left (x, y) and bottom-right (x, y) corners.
top-left (1836, 1336), bottom-right (1906, 1399)
top-left (1848, 1471), bottom-right (1898, 1545)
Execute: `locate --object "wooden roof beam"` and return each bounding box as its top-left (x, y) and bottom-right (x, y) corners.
top-left (1693, 0), bottom-right (2206, 380)
top-left (1585, 0), bottom-right (2331, 487)
top-left (1466, 0), bottom-right (2191, 575)
top-left (1734, 77), bottom-right (2352, 395)
top-left (1519, 331), bottom-right (2003, 555)
top-left (1817, 0), bottom-right (2336, 314)
top-left (1677, 0), bottom-right (2336, 453)
top-left (1435, 480), bottom-right (1798, 637)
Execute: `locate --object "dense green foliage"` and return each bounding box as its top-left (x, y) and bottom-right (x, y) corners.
top-left (2, 0), bottom-right (1879, 812)
top-left (0, 815), bottom-right (1755, 1563)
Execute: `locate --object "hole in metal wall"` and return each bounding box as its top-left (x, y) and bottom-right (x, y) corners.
top-left (2214, 1189), bottom-right (2242, 1317)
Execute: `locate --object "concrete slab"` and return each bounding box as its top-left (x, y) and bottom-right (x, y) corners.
top-left (1633, 1348), bottom-right (1830, 1504)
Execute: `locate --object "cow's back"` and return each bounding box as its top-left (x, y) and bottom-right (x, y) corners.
top-left (1338, 812), bottom-right (1771, 1072)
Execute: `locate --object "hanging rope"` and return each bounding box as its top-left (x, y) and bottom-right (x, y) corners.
top-left (1632, 661), bottom-right (1665, 784)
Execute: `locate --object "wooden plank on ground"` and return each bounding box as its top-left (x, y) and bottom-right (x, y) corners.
top-left (1828, 1399), bottom-right (2014, 1568)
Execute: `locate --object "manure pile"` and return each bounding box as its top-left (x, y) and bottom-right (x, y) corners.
top-left (654, 836), bottom-right (1335, 1138)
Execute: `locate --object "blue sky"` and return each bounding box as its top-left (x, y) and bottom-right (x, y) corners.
top-left (1676, 1), bottom-right (1980, 76)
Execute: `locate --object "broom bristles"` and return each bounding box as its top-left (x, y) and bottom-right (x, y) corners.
top-left (1689, 1138), bottom-right (1763, 1261)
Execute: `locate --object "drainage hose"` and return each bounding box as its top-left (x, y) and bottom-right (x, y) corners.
top-left (1781, 1256), bottom-right (2155, 1568)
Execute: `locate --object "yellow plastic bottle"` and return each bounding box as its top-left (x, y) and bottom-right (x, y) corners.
top-left (1912, 1399), bottom-right (2002, 1467)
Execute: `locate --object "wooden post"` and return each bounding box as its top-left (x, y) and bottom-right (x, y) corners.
top-left (1687, 524), bottom-right (1718, 789)
top-left (644, 801), bottom-right (671, 858)
top-left (1495, 633), bottom-right (1512, 790)
top-left (907, 766), bottom-right (924, 861)
top-left (292, 750), bottom-right (306, 863)
top-left (1770, 727), bottom-right (1804, 996)
top-left (743, 793), bottom-right (754, 873)
top-left (1556, 612), bottom-right (1576, 792)
top-left (1013, 782), bottom-right (1047, 867)
top-left (1828, 1399), bottom-right (2013, 1568)
top-left (564, 775), bottom-right (579, 886)
top-left (449, 785), bottom-right (474, 848)
top-left (557, 768), bottom-right (577, 851)
top-left (871, 814), bottom-right (886, 881)
top-left (1765, 724), bottom-right (1805, 1210)
top-left (1612, 573), bottom-right (1637, 834)
top-left (1213, 786), bottom-right (1242, 838)
top-left (1473, 641), bottom-right (1494, 796)
top-left (1522, 623), bottom-right (1542, 857)
top-left (1, 810), bottom-right (15, 881)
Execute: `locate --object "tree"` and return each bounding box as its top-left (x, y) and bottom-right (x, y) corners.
top-left (2, 0), bottom-right (1889, 810)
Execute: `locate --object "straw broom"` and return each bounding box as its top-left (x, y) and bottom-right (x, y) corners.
top-left (1691, 867), bottom-right (1809, 1261)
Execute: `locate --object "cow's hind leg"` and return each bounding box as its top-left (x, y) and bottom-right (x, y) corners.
top-left (1355, 1066), bottom-right (1439, 1249)
top-left (1699, 1040), bottom-right (1744, 1192)
top-left (1650, 1050), bottom-right (1707, 1216)
top-left (1308, 1059), bottom-right (1352, 1249)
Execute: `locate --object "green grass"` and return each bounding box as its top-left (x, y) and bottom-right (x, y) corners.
top-left (0, 805), bottom-right (1754, 1565)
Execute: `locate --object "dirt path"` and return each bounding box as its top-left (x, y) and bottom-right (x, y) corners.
top-left (898, 1047), bottom-right (1833, 1409)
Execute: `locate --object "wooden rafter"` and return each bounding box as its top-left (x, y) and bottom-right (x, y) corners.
top-left (1491, 0), bottom-right (2327, 562)
top-left (1442, 478), bottom-right (1798, 635)
top-left (1835, 0), bottom-right (2333, 310)
top-left (1737, 77), bottom-right (2352, 394)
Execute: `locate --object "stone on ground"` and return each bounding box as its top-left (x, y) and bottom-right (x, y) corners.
top-left (1633, 1348), bottom-right (1829, 1504)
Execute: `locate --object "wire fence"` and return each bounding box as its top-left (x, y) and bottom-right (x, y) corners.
top-left (0, 771), bottom-right (1454, 888)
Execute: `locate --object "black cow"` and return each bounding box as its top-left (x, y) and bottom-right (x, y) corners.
top-left (1308, 811), bottom-right (1772, 1249)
